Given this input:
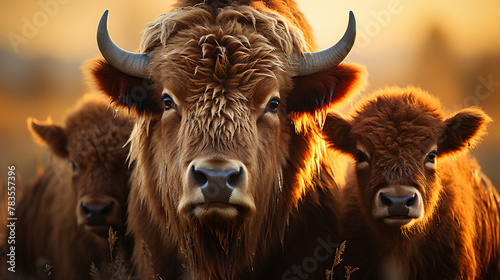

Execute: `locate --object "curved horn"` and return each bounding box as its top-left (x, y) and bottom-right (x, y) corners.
top-left (97, 10), bottom-right (150, 78)
top-left (291, 11), bottom-right (356, 77)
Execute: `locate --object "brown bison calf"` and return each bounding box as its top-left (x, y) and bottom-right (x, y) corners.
top-left (324, 86), bottom-right (500, 280)
top-left (16, 95), bottom-right (133, 280)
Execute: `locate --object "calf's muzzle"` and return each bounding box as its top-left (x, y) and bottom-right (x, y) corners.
top-left (81, 201), bottom-right (114, 225)
top-left (77, 195), bottom-right (123, 230)
top-left (379, 193), bottom-right (417, 216)
top-left (373, 185), bottom-right (424, 225)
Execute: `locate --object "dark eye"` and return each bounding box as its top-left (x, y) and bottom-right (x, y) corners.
top-left (267, 98), bottom-right (282, 113)
top-left (355, 150), bottom-right (369, 164)
top-left (426, 151), bottom-right (438, 164)
top-left (69, 159), bottom-right (77, 171)
top-left (162, 95), bottom-right (174, 110)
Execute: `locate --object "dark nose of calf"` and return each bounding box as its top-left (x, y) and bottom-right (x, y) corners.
top-left (81, 201), bottom-right (114, 226)
top-left (379, 193), bottom-right (416, 216)
top-left (191, 167), bottom-right (242, 203)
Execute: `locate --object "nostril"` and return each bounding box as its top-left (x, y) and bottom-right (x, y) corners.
top-left (406, 194), bottom-right (417, 207)
top-left (81, 201), bottom-right (114, 218)
top-left (81, 202), bottom-right (90, 216)
top-left (192, 166), bottom-right (208, 186)
top-left (101, 201), bottom-right (114, 217)
top-left (380, 193), bottom-right (392, 206)
top-left (227, 168), bottom-right (243, 187)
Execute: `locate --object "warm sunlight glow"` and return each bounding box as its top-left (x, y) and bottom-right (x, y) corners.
top-left (291, 110), bottom-right (327, 204)
top-left (0, 0), bottom-right (499, 191)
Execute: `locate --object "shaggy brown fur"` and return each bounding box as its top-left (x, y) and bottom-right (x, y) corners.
top-left (172, 0), bottom-right (317, 50)
top-left (15, 95), bottom-right (133, 280)
top-left (90, 0), bottom-right (366, 279)
top-left (323, 86), bottom-right (500, 280)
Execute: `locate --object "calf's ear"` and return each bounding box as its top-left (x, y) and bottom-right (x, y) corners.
top-left (84, 58), bottom-right (162, 116)
top-left (288, 63), bottom-right (366, 129)
top-left (323, 112), bottom-right (356, 155)
top-left (438, 107), bottom-right (492, 156)
top-left (28, 118), bottom-right (68, 159)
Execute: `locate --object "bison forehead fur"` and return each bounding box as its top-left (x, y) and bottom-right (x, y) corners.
top-left (65, 98), bottom-right (131, 172)
top-left (351, 89), bottom-right (445, 185)
top-left (149, 19), bottom-right (290, 148)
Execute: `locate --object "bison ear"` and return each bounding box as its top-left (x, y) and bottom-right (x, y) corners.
top-left (288, 63), bottom-right (366, 119)
top-left (28, 118), bottom-right (68, 158)
top-left (84, 58), bottom-right (162, 116)
top-left (323, 112), bottom-right (356, 155)
top-left (438, 107), bottom-right (492, 156)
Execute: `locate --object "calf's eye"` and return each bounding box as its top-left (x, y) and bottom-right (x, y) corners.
top-left (69, 159), bottom-right (78, 171)
top-left (426, 151), bottom-right (438, 164)
top-left (162, 95), bottom-right (174, 110)
top-left (355, 150), bottom-right (369, 164)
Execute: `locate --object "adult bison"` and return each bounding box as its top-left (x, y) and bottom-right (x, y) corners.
top-left (16, 95), bottom-right (133, 280)
top-left (89, 0), bottom-right (365, 279)
top-left (323, 86), bottom-right (500, 280)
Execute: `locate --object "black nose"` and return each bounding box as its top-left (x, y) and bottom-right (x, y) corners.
top-left (81, 201), bottom-right (114, 226)
top-left (379, 193), bottom-right (416, 216)
top-left (191, 166), bottom-right (243, 203)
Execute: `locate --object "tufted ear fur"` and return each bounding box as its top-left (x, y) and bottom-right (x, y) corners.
top-left (323, 112), bottom-right (356, 155)
top-left (28, 118), bottom-right (68, 159)
top-left (85, 58), bottom-right (162, 116)
top-left (438, 107), bottom-right (492, 156)
top-left (288, 63), bottom-right (366, 117)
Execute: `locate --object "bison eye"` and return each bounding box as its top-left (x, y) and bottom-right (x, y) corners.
top-left (267, 98), bottom-right (282, 113)
top-left (162, 95), bottom-right (174, 110)
top-left (426, 151), bottom-right (438, 164)
top-left (69, 159), bottom-right (78, 171)
top-left (355, 150), bottom-right (369, 164)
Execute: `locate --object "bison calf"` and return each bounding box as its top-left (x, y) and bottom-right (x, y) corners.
top-left (324, 86), bottom-right (500, 279)
top-left (16, 95), bottom-right (133, 280)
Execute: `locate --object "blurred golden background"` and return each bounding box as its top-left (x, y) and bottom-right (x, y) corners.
top-left (0, 0), bottom-right (499, 189)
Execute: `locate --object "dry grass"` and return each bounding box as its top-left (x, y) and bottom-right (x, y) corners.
top-left (108, 227), bottom-right (118, 265)
top-left (325, 241), bottom-right (359, 280)
top-left (90, 262), bottom-right (100, 280)
top-left (102, 227), bottom-right (133, 280)
top-left (141, 239), bottom-right (158, 280)
top-left (344, 266), bottom-right (360, 280)
top-left (44, 264), bottom-right (53, 280)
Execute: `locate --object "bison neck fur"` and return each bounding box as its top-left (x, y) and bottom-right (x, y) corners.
top-left (126, 116), bottom-right (347, 279)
